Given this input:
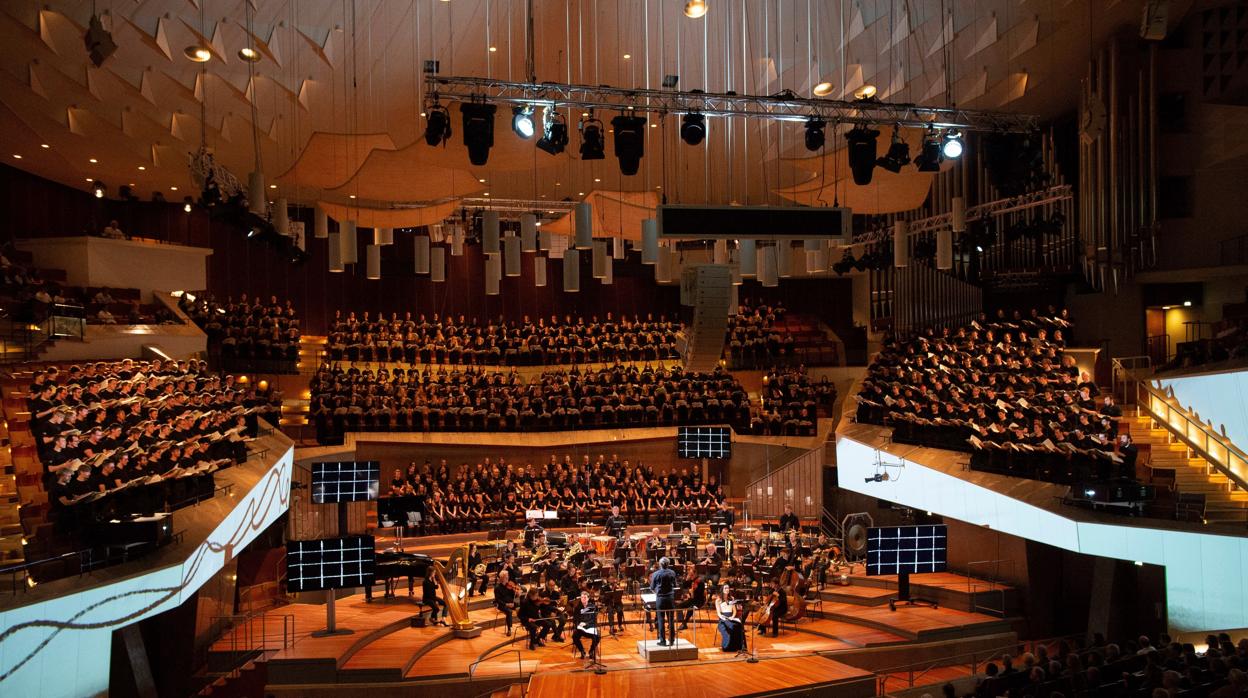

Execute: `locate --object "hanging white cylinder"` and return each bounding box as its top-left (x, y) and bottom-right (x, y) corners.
top-left (414, 235), bottom-right (431, 274)
top-left (613, 236), bottom-right (626, 260)
top-left (760, 246), bottom-right (779, 287)
top-left (602, 257), bottom-right (613, 285)
top-left (592, 240), bottom-right (608, 278)
top-left (327, 232), bottom-right (344, 272)
top-left (430, 246), bottom-right (446, 282)
top-left (739, 239), bottom-right (756, 276)
top-left (732, 262), bottom-right (743, 286)
top-left (451, 225), bottom-right (464, 256)
top-left (894, 220), bottom-right (909, 267)
top-left (641, 219), bottom-right (659, 264)
top-left (951, 196), bottom-right (967, 232)
top-left (713, 239), bottom-right (729, 264)
top-left (937, 228), bottom-right (954, 270)
top-left (375, 226), bottom-right (393, 246)
top-left (520, 214), bottom-right (538, 252)
top-left (776, 240), bottom-right (792, 278)
top-left (504, 235), bottom-right (521, 276)
top-left (655, 244), bottom-right (673, 283)
top-left (341, 220), bottom-right (358, 264)
top-left (485, 253), bottom-right (501, 295)
top-left (365, 244), bottom-right (381, 279)
top-left (247, 170), bottom-right (266, 215)
top-left (803, 238), bottom-right (822, 252)
top-left (273, 198), bottom-right (289, 236)
top-left (806, 248), bottom-right (827, 273)
top-left (562, 248), bottom-right (580, 292)
top-left (537, 229), bottom-right (550, 251)
top-left (483, 211), bottom-right (501, 254)
top-left (314, 206), bottom-right (329, 239)
top-left (756, 243), bottom-right (769, 278)
top-left (534, 254), bottom-right (548, 287)
top-left (574, 202), bottom-right (592, 249)
top-left (729, 283), bottom-right (739, 313)
top-left (430, 223), bottom-right (446, 243)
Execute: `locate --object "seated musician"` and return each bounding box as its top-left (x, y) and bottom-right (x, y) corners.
top-left (581, 549), bottom-right (603, 576)
top-left (537, 581), bottom-right (566, 643)
top-left (698, 541), bottom-right (724, 585)
top-left (712, 499), bottom-right (735, 534)
top-left (676, 564), bottom-right (705, 630)
top-left (518, 588), bottom-right (553, 650)
top-left (757, 577), bottom-right (788, 638)
top-left (646, 527), bottom-right (666, 560)
top-left (523, 517), bottom-right (545, 549)
top-left (777, 503), bottom-right (800, 532)
top-left (603, 504), bottom-right (628, 538)
top-left (716, 584), bottom-right (746, 652)
top-left (466, 543), bottom-right (487, 597)
top-left (570, 590), bottom-right (601, 660)
top-left (493, 570), bottom-right (518, 636)
top-left (422, 572), bottom-right (447, 626)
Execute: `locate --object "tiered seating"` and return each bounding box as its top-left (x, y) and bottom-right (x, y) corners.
top-left (22, 359), bottom-right (280, 528)
top-left (381, 453), bottom-right (726, 534)
top-left (325, 312), bottom-right (679, 366)
top-left (1161, 294), bottom-right (1248, 372)
top-left (309, 363), bottom-right (751, 444)
top-left (724, 301), bottom-right (790, 368)
top-left (0, 247), bottom-right (170, 326)
top-left (751, 368), bottom-right (838, 436)
top-left (179, 292), bottom-right (301, 374)
top-left (854, 308), bottom-right (1131, 484)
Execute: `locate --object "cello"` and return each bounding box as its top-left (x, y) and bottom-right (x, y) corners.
top-left (779, 567), bottom-right (808, 622)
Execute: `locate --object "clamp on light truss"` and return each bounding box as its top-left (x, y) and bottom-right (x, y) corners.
top-left (424, 74), bottom-right (1040, 133)
top-left (457, 197), bottom-right (576, 217)
top-left (903, 184), bottom-right (1073, 236)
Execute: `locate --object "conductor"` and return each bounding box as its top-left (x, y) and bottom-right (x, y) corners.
top-left (649, 557), bottom-right (679, 646)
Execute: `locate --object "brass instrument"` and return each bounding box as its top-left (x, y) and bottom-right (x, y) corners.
top-left (564, 541), bottom-right (583, 560)
top-left (473, 563), bottom-right (487, 576)
top-left (531, 543), bottom-right (549, 563)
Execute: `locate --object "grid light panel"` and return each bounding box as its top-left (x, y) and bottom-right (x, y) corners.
top-left (677, 426), bottom-right (732, 459)
top-left (865, 525), bottom-right (948, 576)
top-left (311, 461), bottom-right (381, 504)
top-left (286, 535), bottom-right (376, 592)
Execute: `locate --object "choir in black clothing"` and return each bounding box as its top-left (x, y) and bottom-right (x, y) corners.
top-left (855, 308), bottom-right (1135, 484)
top-left (179, 292), bottom-right (301, 365)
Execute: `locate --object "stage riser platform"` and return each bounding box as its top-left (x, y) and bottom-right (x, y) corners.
top-left (832, 576), bottom-right (1020, 616)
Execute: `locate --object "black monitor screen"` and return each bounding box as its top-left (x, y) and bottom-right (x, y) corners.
top-left (286, 535), bottom-right (376, 592)
top-left (865, 525), bottom-right (948, 576)
top-left (677, 426), bottom-right (732, 459)
top-left (311, 461), bottom-right (381, 503)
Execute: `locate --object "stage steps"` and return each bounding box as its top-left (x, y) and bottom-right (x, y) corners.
top-left (1126, 407), bottom-right (1248, 523)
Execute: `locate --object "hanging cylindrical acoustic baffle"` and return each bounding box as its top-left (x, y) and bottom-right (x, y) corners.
top-left (562, 248), bottom-right (580, 292)
top-left (807, 247), bottom-right (827, 273)
top-left (936, 229), bottom-right (954, 270)
top-left (951, 196), bottom-right (967, 232)
top-left (247, 170), bottom-right (266, 215)
top-left (327, 232), bottom-right (344, 272)
top-left (641, 218), bottom-right (659, 264)
top-left (520, 213), bottom-right (538, 252)
top-left (655, 244), bottom-right (673, 283)
top-left (273, 198), bottom-right (289, 236)
top-left (539, 229), bottom-right (552, 251)
top-left (893, 220), bottom-right (909, 267)
top-left (602, 257), bottom-right (613, 285)
top-left (803, 238), bottom-right (822, 251)
top-left (613, 236), bottom-right (625, 260)
top-left (430, 223), bottom-right (446, 243)
top-left (430, 246), bottom-right (446, 282)
top-left (732, 262), bottom-right (743, 286)
top-left (485, 253), bottom-right (502, 295)
top-left (534, 254), bottom-right (548, 287)
top-left (574, 202), bottom-right (593, 249)
top-left (729, 283), bottom-right (739, 313)
top-left (775, 240), bottom-right (792, 278)
top-left (451, 225), bottom-right (464, 256)
top-left (375, 227), bottom-right (393, 246)
top-left (483, 210), bottom-right (501, 254)
top-left (504, 235), bottom-right (521, 277)
top-left (314, 205), bottom-right (329, 238)
top-left (713, 239), bottom-right (729, 264)
top-left (341, 220), bottom-right (358, 264)
top-left (592, 240), bottom-right (608, 278)
top-left (739, 239), bottom-right (756, 276)
top-left (365, 244), bottom-right (381, 279)
top-left (760, 245), bottom-right (779, 287)
top-left (414, 235), bottom-right (431, 274)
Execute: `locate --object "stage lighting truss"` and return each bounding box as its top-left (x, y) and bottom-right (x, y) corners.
top-left (423, 74), bottom-right (1039, 134)
top-left (899, 184), bottom-right (1073, 236)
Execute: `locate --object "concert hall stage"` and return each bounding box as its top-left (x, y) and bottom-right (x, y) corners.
top-left (226, 567), bottom-right (1015, 697)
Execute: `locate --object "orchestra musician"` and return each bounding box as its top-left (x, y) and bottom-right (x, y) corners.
top-left (676, 564), bottom-right (705, 630)
top-left (603, 505), bottom-right (628, 538)
top-left (716, 584), bottom-right (746, 652)
top-left (422, 571), bottom-right (447, 626)
top-left (466, 543), bottom-right (487, 596)
top-left (494, 570), bottom-right (519, 636)
top-left (646, 527), bottom-right (666, 560)
top-left (537, 580), bottom-right (567, 643)
top-left (581, 548), bottom-right (603, 576)
top-left (757, 577), bottom-right (788, 638)
top-left (712, 499), bottom-right (735, 534)
top-left (523, 517), bottom-right (545, 548)
top-left (519, 588), bottom-right (554, 650)
top-left (777, 503), bottom-right (800, 533)
top-left (570, 590), bottom-right (601, 660)
top-left (698, 541), bottom-right (723, 585)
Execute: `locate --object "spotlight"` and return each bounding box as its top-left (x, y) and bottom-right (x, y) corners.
top-left (460, 102), bottom-right (497, 166)
top-left (512, 106), bottom-right (535, 139)
top-left (611, 113), bottom-right (647, 175)
top-left (804, 118), bottom-right (826, 151)
top-left (424, 104), bottom-right (452, 146)
top-left (184, 45), bottom-right (212, 62)
top-left (536, 109), bottom-right (569, 155)
top-left (680, 113), bottom-right (706, 145)
top-left (92, 180), bottom-right (106, 199)
top-left (845, 125), bottom-right (880, 185)
top-left (876, 127), bottom-right (910, 173)
top-left (84, 14), bottom-right (117, 68)
top-left (579, 115), bottom-right (605, 161)
top-left (813, 81), bottom-right (834, 96)
top-left (183, 196), bottom-right (194, 213)
top-left (684, 0), bottom-right (709, 18)
top-left (942, 130), bottom-right (964, 159)
top-left (914, 128), bottom-right (942, 172)
top-left (853, 84), bottom-right (878, 100)
top-left (238, 46), bottom-right (260, 62)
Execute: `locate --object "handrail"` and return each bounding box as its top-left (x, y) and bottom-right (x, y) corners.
top-left (743, 446), bottom-right (822, 519)
top-left (874, 632), bottom-right (1087, 694)
top-left (965, 559), bottom-right (1014, 617)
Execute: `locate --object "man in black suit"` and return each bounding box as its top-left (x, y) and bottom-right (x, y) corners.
top-left (649, 557), bottom-right (679, 646)
top-left (777, 503), bottom-right (800, 532)
top-left (494, 571), bottom-right (518, 635)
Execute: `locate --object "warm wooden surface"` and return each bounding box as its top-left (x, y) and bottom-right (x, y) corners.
top-left (524, 654), bottom-right (874, 698)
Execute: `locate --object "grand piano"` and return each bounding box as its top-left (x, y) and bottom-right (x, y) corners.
top-left (364, 549), bottom-right (432, 601)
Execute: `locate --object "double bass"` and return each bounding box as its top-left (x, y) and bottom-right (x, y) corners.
top-left (778, 567), bottom-right (809, 622)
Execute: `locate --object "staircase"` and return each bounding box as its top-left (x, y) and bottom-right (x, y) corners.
top-left (1125, 407), bottom-right (1248, 524)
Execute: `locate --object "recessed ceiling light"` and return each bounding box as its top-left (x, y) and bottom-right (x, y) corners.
top-left (170, 186), bottom-right (178, 190)
top-left (40, 143), bottom-right (49, 149)
top-left (85, 178), bottom-right (92, 182)
top-left (684, 0), bottom-right (709, 18)
top-left (238, 46), bottom-right (260, 62)
top-left (623, 53), bottom-right (631, 60)
top-left (269, 184), bottom-right (277, 189)
top-left (555, 182), bottom-right (562, 186)
top-left (488, 46), bottom-right (497, 53)
top-left (578, 191), bottom-right (585, 195)
top-left (88, 158), bottom-right (98, 163)
top-left (483, 192), bottom-right (490, 196)
top-left (650, 123), bottom-right (658, 128)
top-left (479, 178), bottom-right (486, 183)
top-left (656, 185), bottom-right (662, 189)
top-left (137, 165), bottom-right (146, 170)
top-left (594, 178), bottom-right (601, 182)
top-left (853, 84), bottom-right (878, 100)
top-left (348, 194), bottom-right (356, 199)
top-left (12, 154), bottom-right (20, 159)
top-left (184, 46), bottom-right (212, 62)
top-left (813, 81), bottom-right (834, 96)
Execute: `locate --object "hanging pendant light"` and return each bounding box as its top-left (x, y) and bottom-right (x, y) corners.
top-left (247, 170), bottom-right (266, 215)
top-left (602, 257), bottom-right (613, 285)
top-left (655, 243), bottom-right (673, 283)
top-left (273, 198), bottom-right (289, 236)
top-left (539, 229), bottom-right (552, 251)
top-left (951, 196), bottom-right (967, 232)
top-left (562, 248), bottom-right (580, 292)
top-left (775, 240), bottom-right (792, 278)
top-left (430, 246), bottom-right (446, 282)
top-left (451, 225), bottom-right (464, 256)
top-left (366, 244), bottom-right (381, 279)
top-left (414, 235), bottom-right (431, 274)
top-left (713, 239), bottom-right (728, 264)
top-left (760, 246), bottom-right (779, 287)
top-left (641, 218), bottom-right (659, 264)
top-left (739, 239), bottom-right (756, 276)
top-left (937, 229), bottom-right (954, 270)
top-left (314, 206), bottom-right (328, 239)
top-left (613, 236), bottom-right (626, 260)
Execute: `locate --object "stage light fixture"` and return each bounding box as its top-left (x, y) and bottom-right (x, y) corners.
top-left (238, 46), bottom-right (260, 62)
top-left (580, 115), bottom-right (605, 161)
top-left (512, 106), bottom-right (535, 139)
top-left (853, 84), bottom-right (878, 100)
top-left (876, 127), bottom-right (910, 173)
top-left (84, 14), bottom-right (117, 68)
top-left (680, 113), bottom-right (706, 145)
top-left (459, 102), bottom-right (497, 166)
top-left (942, 130), bottom-right (964, 159)
top-left (92, 180), bottom-right (106, 199)
top-left (684, 0), bottom-right (708, 18)
top-left (183, 196), bottom-right (194, 213)
top-left (536, 109), bottom-right (569, 155)
top-left (611, 113), bottom-right (647, 175)
top-left (914, 128), bottom-right (942, 172)
top-left (813, 81), bottom-right (834, 96)
top-left (184, 45), bottom-right (212, 62)
top-left (845, 125), bottom-right (880, 185)
top-left (804, 119), bottom-right (826, 151)
top-left (424, 104), bottom-right (452, 146)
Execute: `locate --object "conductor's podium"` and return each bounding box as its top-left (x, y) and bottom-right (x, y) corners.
top-left (636, 638), bottom-right (699, 662)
